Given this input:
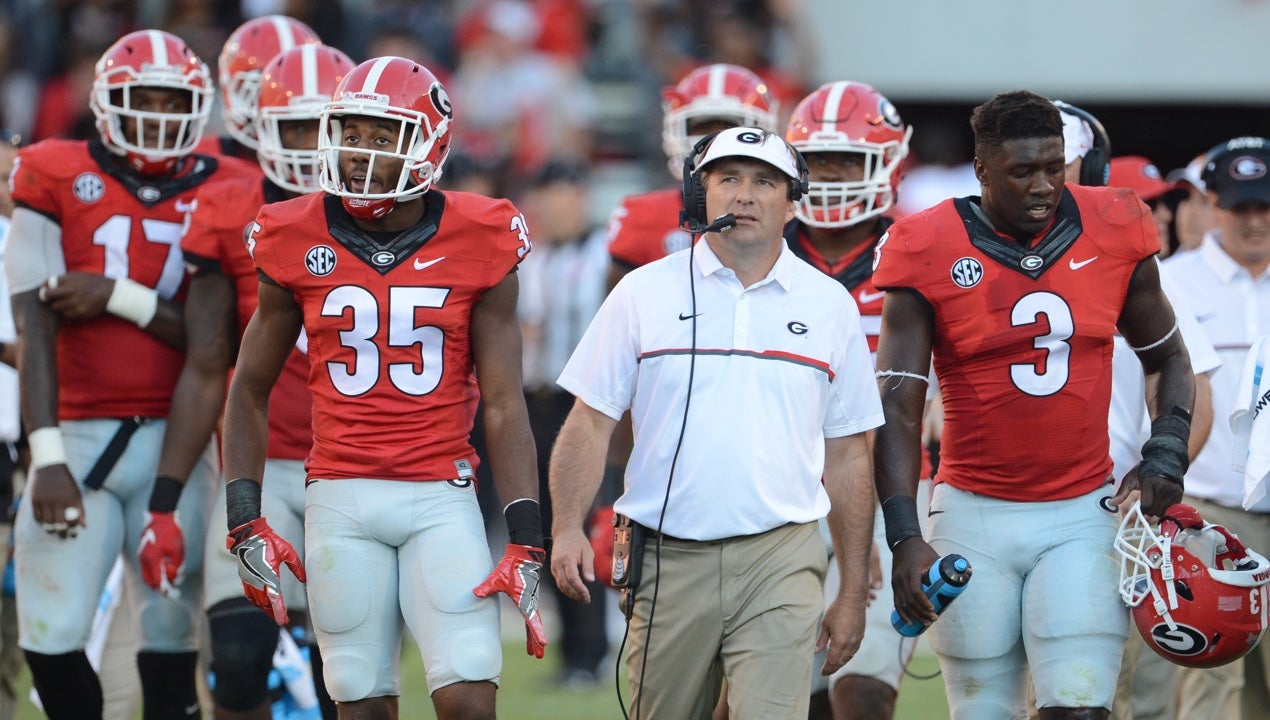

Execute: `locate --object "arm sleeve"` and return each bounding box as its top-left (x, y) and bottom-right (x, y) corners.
top-left (6, 207), bottom-right (65, 294)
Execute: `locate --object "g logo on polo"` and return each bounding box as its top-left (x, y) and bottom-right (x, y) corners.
top-left (736, 130), bottom-right (764, 144)
top-left (371, 250), bottom-right (395, 266)
top-left (1150, 622), bottom-right (1208, 656)
top-left (306, 245), bottom-right (337, 276)
top-left (73, 172), bottom-right (105, 203)
top-left (787, 321), bottom-right (809, 335)
top-left (950, 257), bottom-right (983, 289)
top-left (1231, 156), bottom-right (1267, 181)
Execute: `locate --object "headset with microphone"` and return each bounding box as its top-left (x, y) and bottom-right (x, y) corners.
top-left (1052, 100), bottom-right (1111, 187)
top-left (679, 130), bottom-right (810, 235)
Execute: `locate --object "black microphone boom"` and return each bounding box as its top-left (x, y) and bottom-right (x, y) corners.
top-left (701, 213), bottom-right (736, 234)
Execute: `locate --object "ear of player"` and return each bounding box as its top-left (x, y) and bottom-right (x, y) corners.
top-left (227, 516), bottom-right (307, 626)
top-left (474, 544), bottom-right (549, 659)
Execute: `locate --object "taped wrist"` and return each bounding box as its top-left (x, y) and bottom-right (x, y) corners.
top-left (504, 498), bottom-right (544, 548)
top-left (882, 495), bottom-right (922, 550)
top-left (1138, 409), bottom-right (1191, 487)
top-left (149, 475), bottom-right (184, 513)
top-left (106, 277), bottom-right (158, 327)
top-left (225, 478), bottom-right (263, 530)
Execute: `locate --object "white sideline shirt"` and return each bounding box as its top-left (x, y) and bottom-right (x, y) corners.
top-left (558, 239), bottom-right (883, 540)
top-left (1108, 263), bottom-right (1221, 482)
top-left (1163, 235), bottom-right (1270, 512)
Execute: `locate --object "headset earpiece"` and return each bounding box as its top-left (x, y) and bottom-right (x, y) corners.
top-left (785, 140), bottom-right (810, 201)
top-left (1054, 101), bottom-right (1111, 187)
top-left (680, 132), bottom-right (721, 233)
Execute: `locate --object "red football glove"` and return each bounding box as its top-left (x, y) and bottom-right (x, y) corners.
top-left (227, 517), bottom-right (306, 625)
top-left (474, 544), bottom-right (548, 658)
top-left (138, 511), bottom-right (184, 597)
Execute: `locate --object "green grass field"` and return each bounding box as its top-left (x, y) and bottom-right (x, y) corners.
top-left (10, 627), bottom-right (951, 719)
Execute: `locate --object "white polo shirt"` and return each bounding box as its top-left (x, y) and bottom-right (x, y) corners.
top-left (1163, 234), bottom-right (1270, 511)
top-left (1108, 264), bottom-right (1221, 481)
top-left (558, 238), bottom-right (883, 540)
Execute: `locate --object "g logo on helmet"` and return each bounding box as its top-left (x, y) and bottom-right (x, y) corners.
top-left (430, 83), bottom-right (452, 118)
top-left (1149, 622), bottom-right (1208, 657)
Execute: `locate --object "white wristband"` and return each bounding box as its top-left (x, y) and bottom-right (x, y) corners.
top-left (106, 277), bottom-right (159, 327)
top-left (106, 278), bottom-right (160, 327)
top-left (28, 426), bottom-right (68, 470)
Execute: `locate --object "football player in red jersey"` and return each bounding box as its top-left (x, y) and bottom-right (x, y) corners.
top-left (785, 81), bottom-right (920, 720)
top-left (5, 29), bottom-right (257, 720)
top-left (220, 56), bottom-right (543, 720)
top-left (195, 14), bottom-right (322, 162)
top-left (140, 43), bottom-right (355, 720)
top-left (872, 90), bottom-right (1194, 720)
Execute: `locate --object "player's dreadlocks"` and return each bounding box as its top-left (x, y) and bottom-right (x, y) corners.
top-left (970, 90), bottom-right (1063, 159)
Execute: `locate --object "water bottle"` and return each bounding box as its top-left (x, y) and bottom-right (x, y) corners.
top-left (891, 554), bottom-right (973, 637)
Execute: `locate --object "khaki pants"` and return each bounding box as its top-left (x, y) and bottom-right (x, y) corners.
top-left (1175, 497), bottom-right (1270, 720)
top-left (626, 522), bottom-right (827, 720)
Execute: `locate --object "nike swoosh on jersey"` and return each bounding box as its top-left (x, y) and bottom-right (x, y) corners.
top-left (1068, 256), bottom-right (1098, 270)
top-left (413, 256), bottom-right (446, 271)
top-left (857, 290), bottom-right (886, 304)
top-left (175, 200), bottom-right (195, 213)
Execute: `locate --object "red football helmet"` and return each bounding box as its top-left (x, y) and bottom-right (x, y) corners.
top-left (255, 44), bottom-right (355, 194)
top-left (662, 64), bottom-right (778, 180)
top-left (1116, 502), bottom-right (1270, 668)
top-left (218, 15), bottom-right (321, 149)
top-left (91, 30), bottom-right (214, 176)
top-left (785, 81), bottom-right (912, 229)
top-left (318, 56), bottom-right (453, 220)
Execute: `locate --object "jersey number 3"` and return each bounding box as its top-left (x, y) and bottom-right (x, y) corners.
top-left (1010, 291), bottom-right (1073, 397)
top-left (322, 285), bottom-right (451, 397)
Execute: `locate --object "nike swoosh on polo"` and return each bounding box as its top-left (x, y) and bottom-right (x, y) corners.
top-left (857, 290), bottom-right (886, 304)
top-left (1068, 256), bottom-right (1098, 270)
top-left (413, 256), bottom-right (446, 271)
top-left (678, 312), bottom-right (701, 321)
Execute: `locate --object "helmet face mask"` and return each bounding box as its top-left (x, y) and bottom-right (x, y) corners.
top-left (318, 57), bottom-right (453, 220)
top-left (254, 44), bottom-right (355, 194)
top-left (218, 15), bottom-right (321, 150)
top-left (786, 81), bottom-right (911, 229)
top-left (91, 30), bottom-right (213, 175)
top-left (661, 64), bottom-right (778, 181)
top-left (1115, 502), bottom-right (1270, 668)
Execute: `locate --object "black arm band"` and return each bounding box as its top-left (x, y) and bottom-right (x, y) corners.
top-left (148, 475), bottom-right (184, 513)
top-left (881, 495), bottom-right (922, 551)
top-left (225, 477), bottom-right (263, 530)
top-left (504, 498), bottom-right (544, 548)
top-left (1138, 411), bottom-right (1191, 487)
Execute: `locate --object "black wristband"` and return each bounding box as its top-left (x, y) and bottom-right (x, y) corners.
top-left (881, 495), bottom-right (922, 550)
top-left (225, 477), bottom-right (263, 530)
top-left (504, 498), bottom-right (544, 548)
top-left (1139, 413), bottom-right (1191, 487)
top-left (148, 475), bottom-right (184, 513)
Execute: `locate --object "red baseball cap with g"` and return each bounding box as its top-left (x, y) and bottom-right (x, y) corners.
top-left (1109, 156), bottom-right (1174, 202)
top-left (1203, 137), bottom-right (1270, 209)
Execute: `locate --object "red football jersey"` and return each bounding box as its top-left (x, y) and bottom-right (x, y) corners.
top-left (10, 139), bottom-right (255, 420)
top-left (872, 185), bottom-right (1158, 501)
top-left (605, 187), bottom-right (693, 270)
top-left (249, 191), bottom-right (530, 481)
top-left (785, 218), bottom-right (937, 478)
top-left (182, 176), bottom-right (313, 461)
